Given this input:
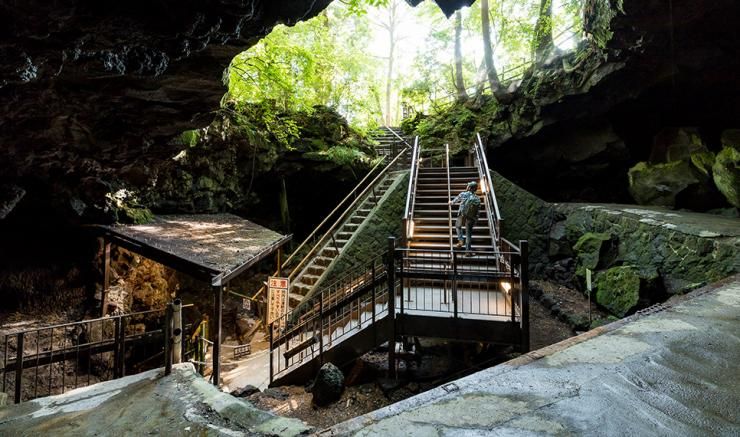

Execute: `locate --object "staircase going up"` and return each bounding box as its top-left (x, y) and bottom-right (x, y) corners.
top-left (268, 135), bottom-right (529, 387)
top-left (282, 130), bottom-right (411, 308)
top-left (373, 126), bottom-right (409, 158)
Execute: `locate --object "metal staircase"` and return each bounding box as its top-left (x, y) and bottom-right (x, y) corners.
top-left (268, 134), bottom-right (529, 387)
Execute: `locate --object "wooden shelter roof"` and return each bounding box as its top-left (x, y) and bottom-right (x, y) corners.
top-left (99, 214), bottom-right (291, 285)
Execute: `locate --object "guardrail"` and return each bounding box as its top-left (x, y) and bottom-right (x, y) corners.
top-left (1, 303), bottom-right (194, 404)
top-left (269, 259), bottom-right (389, 382)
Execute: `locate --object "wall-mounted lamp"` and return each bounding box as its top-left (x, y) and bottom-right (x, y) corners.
top-left (408, 220), bottom-right (415, 239)
top-left (480, 178), bottom-right (487, 194)
top-left (500, 281), bottom-right (512, 294)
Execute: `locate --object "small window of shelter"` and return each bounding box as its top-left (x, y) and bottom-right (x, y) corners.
top-left (97, 214), bottom-right (291, 386)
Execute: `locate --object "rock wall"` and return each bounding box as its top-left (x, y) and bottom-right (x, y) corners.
top-left (490, 172), bottom-right (739, 318)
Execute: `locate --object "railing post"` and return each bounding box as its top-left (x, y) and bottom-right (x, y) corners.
top-left (452, 252), bottom-right (458, 318)
top-left (319, 297), bottom-right (324, 365)
top-left (113, 316), bottom-right (122, 378)
top-left (213, 284), bottom-right (222, 387)
top-left (172, 298), bottom-right (182, 364)
top-left (510, 251), bottom-right (518, 324)
top-left (386, 237), bottom-right (396, 378)
top-left (269, 324), bottom-right (274, 385)
top-left (164, 303), bottom-right (173, 376)
top-left (15, 332), bottom-right (23, 404)
top-left (119, 316), bottom-right (127, 377)
top-left (371, 261), bottom-right (376, 325)
top-left (520, 240), bottom-right (530, 352)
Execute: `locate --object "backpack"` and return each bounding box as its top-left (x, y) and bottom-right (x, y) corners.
top-left (461, 194), bottom-right (481, 220)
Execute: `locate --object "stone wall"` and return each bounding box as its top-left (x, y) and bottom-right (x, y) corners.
top-left (492, 171), bottom-right (556, 276)
top-left (316, 172), bottom-right (409, 289)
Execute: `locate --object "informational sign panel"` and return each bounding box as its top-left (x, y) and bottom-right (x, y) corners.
top-left (267, 276), bottom-right (290, 330)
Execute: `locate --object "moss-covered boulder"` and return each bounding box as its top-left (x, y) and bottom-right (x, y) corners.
top-left (573, 232), bottom-right (612, 276)
top-left (627, 160), bottom-right (700, 207)
top-left (595, 265), bottom-right (641, 317)
top-left (120, 206), bottom-right (154, 224)
top-left (712, 146), bottom-right (740, 208)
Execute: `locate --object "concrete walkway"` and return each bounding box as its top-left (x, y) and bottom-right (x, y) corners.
top-left (0, 363), bottom-right (310, 436)
top-left (328, 276), bottom-right (740, 436)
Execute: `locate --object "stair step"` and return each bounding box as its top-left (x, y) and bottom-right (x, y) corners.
top-left (314, 256), bottom-right (333, 267)
top-left (300, 274), bottom-right (321, 286)
top-left (307, 265), bottom-right (326, 276)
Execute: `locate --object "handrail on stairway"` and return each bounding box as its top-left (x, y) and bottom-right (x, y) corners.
top-left (445, 143), bottom-right (453, 253)
top-left (385, 126), bottom-right (413, 149)
top-left (285, 143), bottom-right (412, 285)
top-left (473, 133), bottom-right (502, 248)
top-left (251, 144), bottom-right (410, 307)
top-left (402, 136), bottom-right (421, 246)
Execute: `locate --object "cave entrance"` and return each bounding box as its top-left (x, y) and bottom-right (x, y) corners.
top-left (97, 213), bottom-right (291, 386)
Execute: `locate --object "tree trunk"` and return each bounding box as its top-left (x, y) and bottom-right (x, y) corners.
top-left (533, 0), bottom-right (553, 64)
top-left (481, 0), bottom-right (501, 93)
top-left (453, 10), bottom-right (468, 101)
top-left (384, 1), bottom-right (399, 126)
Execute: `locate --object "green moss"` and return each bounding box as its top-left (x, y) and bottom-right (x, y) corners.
top-left (573, 232), bottom-right (612, 276)
top-left (595, 265), bottom-right (640, 317)
top-left (627, 160), bottom-right (699, 207)
top-left (690, 150), bottom-right (715, 177)
top-left (121, 206), bottom-right (154, 224)
top-left (712, 146), bottom-right (740, 208)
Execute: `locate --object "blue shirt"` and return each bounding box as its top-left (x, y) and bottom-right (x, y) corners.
top-left (451, 190), bottom-right (475, 216)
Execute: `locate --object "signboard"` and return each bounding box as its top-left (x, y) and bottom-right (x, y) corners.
top-left (586, 269), bottom-right (592, 292)
top-left (267, 276), bottom-right (290, 330)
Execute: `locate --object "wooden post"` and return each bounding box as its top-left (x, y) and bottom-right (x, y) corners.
top-left (213, 284), bottom-right (223, 386)
top-left (520, 240), bottom-right (530, 352)
top-left (387, 237), bottom-right (396, 378)
top-left (276, 248), bottom-right (283, 277)
top-left (172, 299), bottom-right (182, 364)
top-left (102, 240), bottom-right (111, 317)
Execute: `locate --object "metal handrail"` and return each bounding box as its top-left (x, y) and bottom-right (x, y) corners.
top-left (473, 133), bottom-right (501, 251)
top-left (403, 137), bottom-right (421, 244)
top-left (386, 126), bottom-right (413, 149)
top-left (445, 143), bottom-right (453, 253)
top-left (287, 145), bottom-right (411, 284)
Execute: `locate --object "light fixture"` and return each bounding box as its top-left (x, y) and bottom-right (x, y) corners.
top-left (408, 220), bottom-right (415, 239)
top-left (480, 178), bottom-right (487, 194)
top-left (500, 281), bottom-right (512, 294)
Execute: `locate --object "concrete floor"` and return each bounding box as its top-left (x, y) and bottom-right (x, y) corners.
top-left (0, 363), bottom-right (310, 436)
top-left (328, 276), bottom-right (740, 436)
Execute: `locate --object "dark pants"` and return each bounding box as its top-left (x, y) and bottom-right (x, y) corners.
top-left (456, 216), bottom-right (475, 251)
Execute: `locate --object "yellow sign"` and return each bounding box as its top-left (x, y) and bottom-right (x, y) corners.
top-left (267, 276), bottom-right (290, 329)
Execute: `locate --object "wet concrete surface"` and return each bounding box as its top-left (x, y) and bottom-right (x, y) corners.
top-left (328, 276), bottom-right (740, 436)
top-left (0, 363), bottom-right (310, 436)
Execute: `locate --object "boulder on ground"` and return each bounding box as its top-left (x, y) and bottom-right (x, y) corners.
top-left (231, 385), bottom-right (260, 398)
top-left (627, 160), bottom-right (700, 207)
top-left (310, 363), bottom-right (345, 406)
top-left (712, 146), bottom-right (740, 208)
top-left (595, 266), bottom-right (641, 317)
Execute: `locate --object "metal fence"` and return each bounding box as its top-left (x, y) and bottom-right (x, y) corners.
top-left (1, 302), bottom-right (196, 404)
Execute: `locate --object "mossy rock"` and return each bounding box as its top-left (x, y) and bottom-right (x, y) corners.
top-left (595, 265), bottom-right (641, 317)
top-left (120, 206), bottom-right (154, 224)
top-left (712, 146), bottom-right (740, 208)
top-left (573, 232), bottom-right (612, 276)
top-left (689, 150), bottom-right (715, 178)
top-left (627, 160), bottom-right (699, 207)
